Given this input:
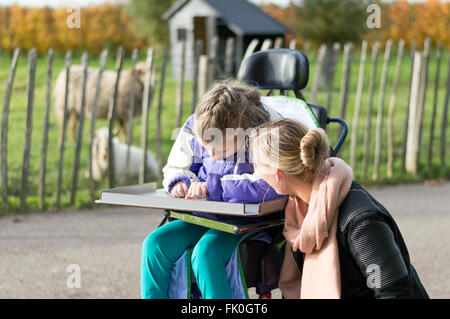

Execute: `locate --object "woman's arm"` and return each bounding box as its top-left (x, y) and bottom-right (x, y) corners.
top-left (346, 213), bottom-right (415, 298)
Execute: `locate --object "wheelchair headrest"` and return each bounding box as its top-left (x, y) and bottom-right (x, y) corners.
top-left (238, 49), bottom-right (309, 91)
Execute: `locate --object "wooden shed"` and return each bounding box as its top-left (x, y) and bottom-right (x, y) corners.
top-left (163, 0), bottom-right (288, 79)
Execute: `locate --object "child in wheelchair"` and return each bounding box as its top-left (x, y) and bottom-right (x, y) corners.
top-left (140, 81), bottom-right (287, 299)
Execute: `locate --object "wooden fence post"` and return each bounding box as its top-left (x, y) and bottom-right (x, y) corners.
top-left (260, 38), bottom-right (273, 51)
top-left (310, 44), bottom-right (327, 102)
top-left (39, 48), bottom-right (53, 210)
top-left (361, 42), bottom-right (380, 183)
top-left (326, 42), bottom-right (340, 115)
top-left (176, 41), bottom-right (186, 128)
top-left (56, 51), bottom-right (72, 208)
top-left (208, 36), bottom-right (219, 86)
top-left (338, 42), bottom-right (353, 131)
top-left (1, 47), bottom-right (20, 212)
top-left (20, 48), bottom-right (37, 212)
top-left (350, 40), bottom-right (367, 169)
top-left (289, 39), bottom-right (296, 50)
top-left (401, 39), bottom-right (417, 174)
top-left (428, 40), bottom-right (443, 169)
top-left (70, 52), bottom-right (89, 205)
top-left (156, 46), bottom-right (169, 181)
top-left (241, 39), bottom-right (259, 65)
top-left (108, 47), bottom-right (124, 189)
top-left (406, 52), bottom-right (423, 175)
top-left (387, 39), bottom-right (405, 178)
top-left (139, 48), bottom-right (155, 185)
top-left (373, 39), bottom-right (392, 181)
top-left (198, 55), bottom-right (209, 98)
top-left (440, 51), bottom-right (450, 173)
top-left (303, 41), bottom-right (311, 55)
top-left (274, 37), bottom-right (283, 49)
top-left (125, 48), bottom-right (138, 185)
top-left (417, 37), bottom-right (431, 167)
top-left (191, 40), bottom-right (203, 114)
top-left (88, 49), bottom-right (108, 202)
top-left (224, 37), bottom-right (235, 77)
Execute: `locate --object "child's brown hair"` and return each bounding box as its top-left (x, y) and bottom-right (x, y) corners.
top-left (193, 81), bottom-right (270, 142)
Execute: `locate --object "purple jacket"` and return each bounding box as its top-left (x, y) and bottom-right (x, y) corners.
top-left (162, 103), bottom-right (287, 221)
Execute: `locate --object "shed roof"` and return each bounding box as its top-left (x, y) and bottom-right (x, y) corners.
top-left (163, 0), bottom-right (288, 36)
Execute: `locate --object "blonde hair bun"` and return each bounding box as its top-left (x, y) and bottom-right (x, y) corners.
top-left (299, 128), bottom-right (330, 172)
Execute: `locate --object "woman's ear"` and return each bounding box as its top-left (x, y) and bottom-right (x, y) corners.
top-left (275, 169), bottom-right (284, 183)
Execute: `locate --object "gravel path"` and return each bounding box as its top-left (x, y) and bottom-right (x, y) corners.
top-left (0, 182), bottom-right (449, 299)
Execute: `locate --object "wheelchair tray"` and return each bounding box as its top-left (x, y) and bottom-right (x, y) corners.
top-left (95, 182), bottom-right (288, 216)
top-left (169, 211), bottom-right (285, 234)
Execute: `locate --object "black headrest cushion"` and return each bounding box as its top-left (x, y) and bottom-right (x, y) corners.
top-left (237, 48), bottom-right (309, 91)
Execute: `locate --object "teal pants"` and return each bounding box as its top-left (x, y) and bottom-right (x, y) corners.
top-left (140, 219), bottom-right (245, 299)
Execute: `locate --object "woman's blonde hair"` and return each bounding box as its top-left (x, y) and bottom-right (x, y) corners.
top-left (254, 118), bottom-right (331, 182)
top-left (193, 80), bottom-right (270, 142)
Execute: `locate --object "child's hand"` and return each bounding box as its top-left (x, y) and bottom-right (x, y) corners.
top-left (171, 181), bottom-right (189, 198)
top-left (185, 181), bottom-right (208, 199)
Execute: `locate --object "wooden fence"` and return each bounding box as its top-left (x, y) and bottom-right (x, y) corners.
top-left (0, 36), bottom-right (449, 213)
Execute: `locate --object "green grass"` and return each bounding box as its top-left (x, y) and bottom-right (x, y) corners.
top-left (0, 49), bottom-right (195, 215)
top-left (0, 46), bottom-right (449, 216)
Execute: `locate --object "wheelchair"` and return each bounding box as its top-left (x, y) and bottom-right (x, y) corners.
top-left (158, 48), bottom-right (348, 299)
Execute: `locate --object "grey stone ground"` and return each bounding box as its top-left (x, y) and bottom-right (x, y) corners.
top-left (0, 182), bottom-right (449, 299)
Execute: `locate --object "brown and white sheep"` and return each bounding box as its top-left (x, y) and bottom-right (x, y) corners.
top-left (53, 62), bottom-right (149, 144)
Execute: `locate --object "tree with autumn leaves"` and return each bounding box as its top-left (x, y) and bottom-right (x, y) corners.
top-left (0, 0), bottom-right (448, 55)
top-left (0, 4), bottom-right (147, 55)
top-left (261, 0), bottom-right (450, 49)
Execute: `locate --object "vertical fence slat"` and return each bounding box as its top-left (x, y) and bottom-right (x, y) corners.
top-left (56, 51), bottom-right (72, 208)
top-left (260, 38), bottom-right (273, 51)
top-left (440, 51), bottom-right (450, 173)
top-left (241, 39), bottom-right (259, 65)
top-left (401, 39), bottom-right (417, 174)
top-left (350, 40), bottom-right (367, 169)
top-left (20, 48), bottom-right (37, 212)
top-left (428, 40), bottom-right (443, 169)
top-left (39, 48), bottom-right (53, 210)
top-left (191, 40), bottom-right (203, 114)
top-left (1, 47), bottom-right (20, 211)
top-left (302, 40), bottom-right (311, 55)
top-left (373, 39), bottom-right (392, 181)
top-left (139, 48), bottom-right (155, 184)
top-left (387, 39), bottom-right (405, 178)
top-left (417, 37), bottom-right (432, 167)
top-left (289, 39), bottom-right (296, 50)
top-left (198, 54), bottom-right (209, 99)
top-left (89, 49), bottom-right (108, 202)
top-left (361, 42), bottom-right (380, 183)
top-left (224, 37), bottom-right (235, 77)
top-left (176, 41), bottom-right (186, 128)
top-left (108, 47), bottom-right (124, 189)
top-left (406, 52), bottom-right (423, 175)
top-left (274, 37), bottom-right (283, 49)
top-left (70, 52), bottom-right (89, 205)
top-left (156, 46), bottom-right (169, 181)
top-left (338, 42), bottom-right (353, 135)
top-left (310, 44), bottom-right (327, 102)
top-left (125, 48), bottom-right (138, 185)
top-left (326, 42), bottom-right (340, 115)
top-left (208, 36), bottom-right (219, 86)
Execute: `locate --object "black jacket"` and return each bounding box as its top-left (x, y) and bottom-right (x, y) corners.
top-left (292, 181), bottom-right (429, 299)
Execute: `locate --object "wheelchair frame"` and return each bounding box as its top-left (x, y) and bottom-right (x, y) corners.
top-left (158, 48), bottom-right (349, 299)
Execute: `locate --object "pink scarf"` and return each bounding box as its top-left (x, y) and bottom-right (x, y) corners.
top-left (278, 157), bottom-right (353, 299)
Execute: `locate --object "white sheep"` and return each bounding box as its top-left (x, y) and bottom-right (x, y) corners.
top-left (88, 127), bottom-right (159, 184)
top-left (53, 62), bottom-right (150, 144)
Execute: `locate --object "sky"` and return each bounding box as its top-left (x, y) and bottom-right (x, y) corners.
top-left (0, 0), bottom-right (443, 8)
